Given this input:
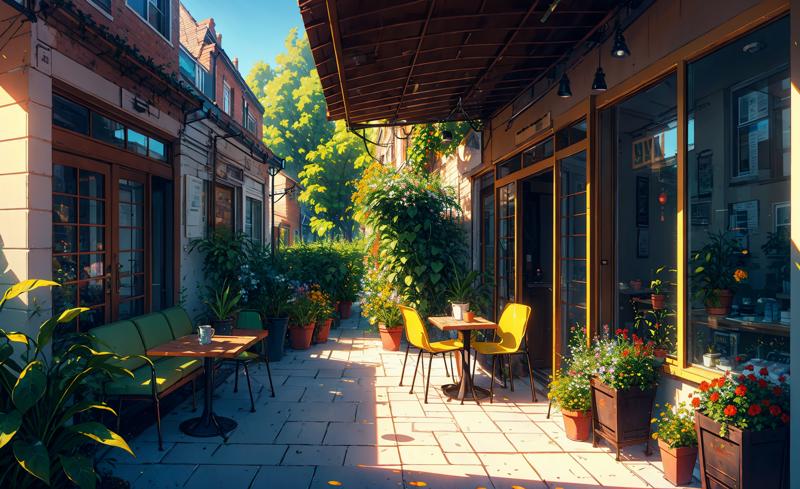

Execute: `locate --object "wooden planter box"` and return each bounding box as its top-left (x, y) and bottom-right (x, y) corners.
top-left (590, 377), bottom-right (655, 460)
top-left (695, 411), bottom-right (789, 489)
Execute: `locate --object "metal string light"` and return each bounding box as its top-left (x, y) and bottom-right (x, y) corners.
top-left (592, 48), bottom-right (607, 92)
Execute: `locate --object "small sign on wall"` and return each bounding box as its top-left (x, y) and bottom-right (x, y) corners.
top-left (185, 175), bottom-right (206, 238)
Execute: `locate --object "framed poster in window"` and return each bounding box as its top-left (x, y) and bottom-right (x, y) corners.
top-left (635, 176), bottom-right (649, 227)
top-left (691, 200), bottom-right (711, 226)
top-left (696, 149), bottom-right (713, 197)
top-left (185, 175), bottom-right (206, 238)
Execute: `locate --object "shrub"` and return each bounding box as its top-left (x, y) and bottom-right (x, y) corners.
top-left (281, 241), bottom-right (365, 303)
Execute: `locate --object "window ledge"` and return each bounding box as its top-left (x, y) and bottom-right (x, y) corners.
top-left (661, 361), bottom-right (723, 385)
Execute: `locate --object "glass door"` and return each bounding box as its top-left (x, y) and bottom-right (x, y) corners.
top-left (557, 151), bottom-right (588, 360)
top-left (114, 168), bottom-right (148, 319)
top-left (52, 156), bottom-right (111, 331)
top-left (496, 182), bottom-right (516, 316)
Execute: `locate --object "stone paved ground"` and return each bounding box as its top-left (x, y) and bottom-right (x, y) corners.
top-left (104, 309), bottom-right (700, 489)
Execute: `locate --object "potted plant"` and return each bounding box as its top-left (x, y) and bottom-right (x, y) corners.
top-left (310, 285), bottom-right (334, 343)
top-left (548, 327), bottom-right (594, 441)
top-left (633, 307), bottom-right (675, 361)
top-left (0, 280), bottom-right (134, 488)
top-left (590, 327), bottom-right (659, 461)
top-left (362, 266), bottom-right (404, 351)
top-left (691, 231), bottom-right (748, 316)
top-left (446, 261), bottom-right (485, 321)
top-left (288, 288), bottom-right (316, 350)
top-left (652, 402), bottom-right (698, 486)
top-left (261, 273), bottom-right (293, 361)
top-left (650, 266), bottom-right (667, 310)
top-left (691, 368), bottom-right (790, 488)
top-left (204, 282), bottom-right (241, 335)
top-left (702, 345), bottom-right (721, 368)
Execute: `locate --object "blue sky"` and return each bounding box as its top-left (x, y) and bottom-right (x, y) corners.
top-left (182, 0), bottom-right (304, 77)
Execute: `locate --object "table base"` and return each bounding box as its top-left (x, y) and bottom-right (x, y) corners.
top-left (442, 383), bottom-right (491, 401)
top-left (179, 415), bottom-right (237, 438)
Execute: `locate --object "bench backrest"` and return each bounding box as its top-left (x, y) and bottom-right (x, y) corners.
top-left (161, 307), bottom-right (194, 338)
top-left (89, 320), bottom-right (147, 370)
top-left (132, 312), bottom-right (174, 350)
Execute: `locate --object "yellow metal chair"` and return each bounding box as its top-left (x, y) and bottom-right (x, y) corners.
top-left (399, 305), bottom-right (462, 403)
top-left (471, 303), bottom-right (535, 403)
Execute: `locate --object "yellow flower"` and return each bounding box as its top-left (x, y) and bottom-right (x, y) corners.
top-left (733, 269), bottom-right (748, 283)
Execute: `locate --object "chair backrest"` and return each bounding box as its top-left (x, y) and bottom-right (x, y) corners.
top-left (132, 313), bottom-right (174, 350)
top-left (237, 310), bottom-right (263, 330)
top-left (89, 320), bottom-right (147, 370)
top-left (161, 307), bottom-right (194, 338)
top-left (495, 303), bottom-right (532, 352)
top-left (399, 305), bottom-right (432, 351)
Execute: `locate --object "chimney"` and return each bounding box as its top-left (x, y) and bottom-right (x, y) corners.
top-left (216, 33), bottom-right (222, 46)
top-left (233, 57), bottom-right (239, 70)
top-left (208, 18), bottom-right (215, 31)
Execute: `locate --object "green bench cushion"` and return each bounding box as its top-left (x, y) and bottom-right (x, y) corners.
top-left (132, 313), bottom-right (174, 350)
top-left (89, 321), bottom-right (147, 370)
top-left (161, 307), bottom-right (193, 338)
top-left (105, 357), bottom-right (202, 396)
top-left (237, 310), bottom-right (263, 330)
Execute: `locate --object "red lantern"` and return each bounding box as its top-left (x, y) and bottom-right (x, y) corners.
top-left (658, 192), bottom-right (668, 206)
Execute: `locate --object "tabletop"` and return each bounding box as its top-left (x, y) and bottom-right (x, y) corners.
top-left (147, 330), bottom-right (268, 359)
top-left (428, 316), bottom-right (497, 331)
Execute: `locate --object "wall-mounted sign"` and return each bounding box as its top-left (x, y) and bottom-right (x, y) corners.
top-left (185, 175), bottom-right (206, 238)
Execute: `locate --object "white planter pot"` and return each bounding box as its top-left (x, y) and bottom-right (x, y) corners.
top-left (702, 352), bottom-right (721, 368)
top-left (451, 303), bottom-right (469, 321)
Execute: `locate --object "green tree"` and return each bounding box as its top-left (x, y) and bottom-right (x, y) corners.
top-left (300, 121), bottom-right (370, 238)
top-left (247, 28), bottom-right (333, 176)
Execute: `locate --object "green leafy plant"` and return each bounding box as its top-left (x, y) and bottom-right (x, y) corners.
top-left (260, 273), bottom-right (294, 318)
top-left (445, 260), bottom-right (491, 314)
top-left (632, 307), bottom-right (675, 352)
top-left (761, 226), bottom-right (790, 285)
top-left (649, 266), bottom-right (667, 295)
top-left (0, 280), bottom-right (135, 488)
top-left (651, 402), bottom-right (698, 448)
top-left (190, 230), bottom-right (251, 290)
top-left (203, 282), bottom-right (242, 321)
top-left (361, 266), bottom-right (402, 328)
top-left (691, 231), bottom-right (749, 305)
top-left (280, 241), bottom-right (364, 302)
top-left (288, 288), bottom-right (317, 327)
top-left (548, 326), bottom-right (594, 412)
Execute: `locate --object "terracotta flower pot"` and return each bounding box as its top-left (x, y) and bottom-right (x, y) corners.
top-left (705, 289), bottom-right (733, 315)
top-left (658, 439), bottom-right (697, 486)
top-left (590, 377), bottom-right (656, 460)
top-left (314, 318), bottom-right (333, 343)
top-left (695, 411), bottom-right (789, 489)
top-left (561, 408), bottom-right (592, 441)
top-left (378, 323), bottom-right (403, 351)
top-left (289, 322), bottom-right (315, 350)
top-left (651, 294), bottom-right (666, 310)
top-left (338, 301), bottom-right (353, 319)
top-left (464, 311), bottom-right (475, 322)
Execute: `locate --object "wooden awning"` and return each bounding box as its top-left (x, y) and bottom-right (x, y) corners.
top-left (299, 0), bottom-right (619, 127)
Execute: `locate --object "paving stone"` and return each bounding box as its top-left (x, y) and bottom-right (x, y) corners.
top-left (161, 442), bottom-right (219, 464)
top-left (402, 465), bottom-right (492, 489)
top-left (183, 464), bottom-right (258, 489)
top-left (398, 445), bottom-right (448, 465)
top-left (433, 432), bottom-right (472, 453)
top-left (311, 465), bottom-right (404, 489)
top-left (211, 443), bottom-right (288, 465)
top-left (250, 466), bottom-right (315, 489)
top-left (344, 445), bottom-right (401, 466)
top-left (525, 452), bottom-right (599, 487)
top-left (276, 421), bottom-right (329, 445)
top-left (324, 421), bottom-right (382, 446)
top-left (289, 402), bottom-right (358, 422)
top-left (130, 464), bottom-right (195, 489)
top-left (282, 445), bottom-right (347, 466)
top-left (465, 432), bottom-right (517, 453)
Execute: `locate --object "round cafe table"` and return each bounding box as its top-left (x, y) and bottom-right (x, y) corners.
top-left (428, 316), bottom-right (497, 403)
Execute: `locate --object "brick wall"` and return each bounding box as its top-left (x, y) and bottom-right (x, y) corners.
top-left (214, 54), bottom-right (263, 140)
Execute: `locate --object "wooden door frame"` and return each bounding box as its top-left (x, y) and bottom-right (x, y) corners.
top-left (52, 150), bottom-right (114, 328)
top-left (111, 165), bottom-right (151, 319)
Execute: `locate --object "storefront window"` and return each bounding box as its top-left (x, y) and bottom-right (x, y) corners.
top-left (687, 17), bottom-right (790, 372)
top-left (497, 183), bottom-right (516, 314)
top-left (245, 197), bottom-right (263, 243)
top-left (558, 151), bottom-right (587, 353)
top-left (479, 173), bottom-right (495, 318)
top-left (604, 74), bottom-right (679, 355)
top-left (214, 184), bottom-right (236, 231)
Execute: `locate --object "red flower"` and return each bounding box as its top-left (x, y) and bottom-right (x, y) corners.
top-left (735, 385), bottom-right (747, 396)
top-left (778, 375), bottom-right (786, 383)
top-left (738, 374), bottom-right (747, 382)
top-left (773, 387), bottom-right (783, 396)
top-left (762, 399), bottom-right (771, 407)
top-left (770, 405), bottom-right (782, 417)
top-left (724, 405), bottom-right (738, 417)
top-left (699, 381), bottom-right (710, 392)
top-left (781, 413), bottom-right (790, 424)
top-left (692, 397), bottom-right (701, 408)
top-left (717, 378), bottom-right (726, 388)
top-left (709, 392), bottom-right (720, 402)
top-left (744, 364), bottom-right (754, 371)
top-left (735, 356), bottom-right (743, 363)
top-left (759, 367), bottom-right (769, 376)
top-left (622, 349), bottom-right (630, 357)
top-left (747, 374), bottom-right (757, 381)
top-left (747, 404), bottom-right (762, 416)
top-left (758, 379), bottom-right (768, 389)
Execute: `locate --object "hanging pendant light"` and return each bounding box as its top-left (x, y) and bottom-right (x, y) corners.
top-left (557, 73), bottom-right (572, 98)
top-left (611, 28), bottom-right (630, 58)
top-left (592, 49), bottom-right (607, 92)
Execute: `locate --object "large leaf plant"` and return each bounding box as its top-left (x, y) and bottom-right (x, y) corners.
top-left (0, 280), bottom-right (135, 488)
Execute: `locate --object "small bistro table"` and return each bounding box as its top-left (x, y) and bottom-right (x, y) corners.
top-left (428, 316), bottom-right (497, 403)
top-left (147, 330), bottom-right (268, 439)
